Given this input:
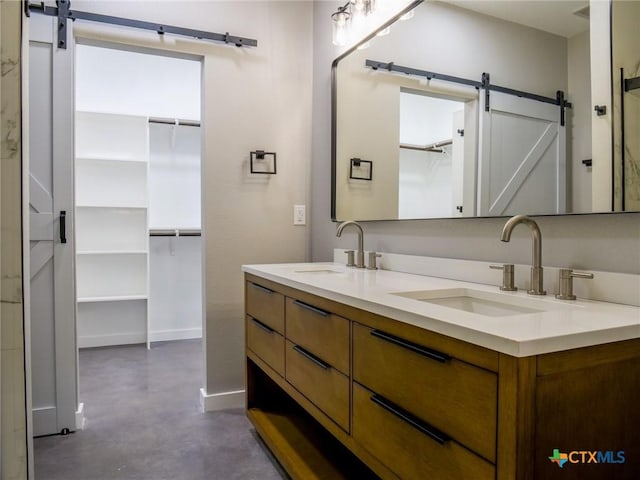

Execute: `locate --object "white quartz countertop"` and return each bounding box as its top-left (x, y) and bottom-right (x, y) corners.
top-left (242, 262), bottom-right (640, 357)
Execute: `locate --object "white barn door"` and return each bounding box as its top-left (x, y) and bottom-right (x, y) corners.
top-left (477, 91), bottom-right (566, 216)
top-left (29, 14), bottom-right (77, 436)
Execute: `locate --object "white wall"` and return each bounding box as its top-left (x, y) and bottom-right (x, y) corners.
top-left (149, 236), bottom-right (202, 341)
top-left (149, 123), bottom-right (201, 229)
top-left (70, 0), bottom-right (313, 405)
top-left (313, 1), bottom-right (640, 275)
top-left (398, 148), bottom-right (452, 219)
top-left (76, 44), bottom-right (201, 120)
top-left (400, 93), bottom-right (462, 145)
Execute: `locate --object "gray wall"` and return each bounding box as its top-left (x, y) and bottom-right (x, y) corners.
top-left (311, 1), bottom-right (640, 274)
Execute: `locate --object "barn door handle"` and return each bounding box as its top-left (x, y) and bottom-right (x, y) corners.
top-left (60, 210), bottom-right (67, 244)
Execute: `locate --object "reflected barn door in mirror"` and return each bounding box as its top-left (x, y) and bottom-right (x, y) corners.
top-left (478, 92), bottom-right (566, 216)
top-left (332, 0), bottom-right (638, 221)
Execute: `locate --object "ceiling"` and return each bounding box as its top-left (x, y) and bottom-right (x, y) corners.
top-left (441, 0), bottom-right (591, 38)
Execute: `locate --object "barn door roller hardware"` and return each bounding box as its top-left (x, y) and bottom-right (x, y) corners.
top-left (366, 60), bottom-right (572, 125)
top-left (25, 0), bottom-right (258, 50)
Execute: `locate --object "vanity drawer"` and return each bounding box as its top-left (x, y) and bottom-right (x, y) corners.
top-left (246, 281), bottom-right (285, 334)
top-left (246, 316), bottom-right (285, 377)
top-left (352, 323), bottom-right (497, 462)
top-left (285, 297), bottom-right (349, 375)
top-left (352, 382), bottom-right (495, 480)
top-left (285, 340), bottom-right (349, 431)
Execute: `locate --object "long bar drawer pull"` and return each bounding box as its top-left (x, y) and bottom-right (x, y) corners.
top-left (293, 300), bottom-right (329, 317)
top-left (250, 283), bottom-right (274, 295)
top-left (292, 345), bottom-right (330, 370)
top-left (251, 318), bottom-right (275, 334)
top-left (370, 394), bottom-right (450, 445)
top-left (370, 330), bottom-right (451, 363)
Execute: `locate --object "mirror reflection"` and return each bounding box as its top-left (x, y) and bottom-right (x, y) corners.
top-left (332, 0), bottom-right (640, 221)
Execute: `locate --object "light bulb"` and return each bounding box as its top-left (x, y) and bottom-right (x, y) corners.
top-left (332, 8), bottom-right (350, 46)
top-left (352, 0), bottom-right (365, 13)
top-left (400, 9), bottom-right (415, 21)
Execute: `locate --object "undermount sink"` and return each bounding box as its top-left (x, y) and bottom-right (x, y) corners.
top-left (293, 266), bottom-right (344, 274)
top-left (391, 288), bottom-right (559, 317)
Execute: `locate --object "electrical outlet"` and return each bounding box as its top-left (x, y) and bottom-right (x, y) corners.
top-left (293, 204), bottom-right (306, 225)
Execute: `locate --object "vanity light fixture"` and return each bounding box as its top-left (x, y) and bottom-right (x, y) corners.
top-left (331, 3), bottom-right (351, 46)
top-left (250, 150), bottom-right (277, 174)
top-left (331, 1), bottom-right (420, 48)
top-left (331, 0), bottom-right (377, 46)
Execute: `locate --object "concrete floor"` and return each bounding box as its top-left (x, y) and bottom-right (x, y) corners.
top-left (34, 339), bottom-right (286, 480)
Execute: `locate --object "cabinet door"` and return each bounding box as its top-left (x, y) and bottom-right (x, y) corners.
top-left (29, 14), bottom-right (77, 436)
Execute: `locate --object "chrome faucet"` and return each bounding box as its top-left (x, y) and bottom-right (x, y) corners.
top-left (336, 221), bottom-right (365, 268)
top-left (500, 215), bottom-right (546, 295)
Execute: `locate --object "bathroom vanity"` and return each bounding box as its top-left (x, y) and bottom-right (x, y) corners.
top-left (243, 263), bottom-right (639, 480)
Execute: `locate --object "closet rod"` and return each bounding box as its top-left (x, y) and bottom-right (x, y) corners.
top-left (400, 140), bottom-right (452, 152)
top-left (149, 229), bottom-right (201, 237)
top-left (149, 117), bottom-right (201, 127)
top-left (26, 1), bottom-right (257, 50)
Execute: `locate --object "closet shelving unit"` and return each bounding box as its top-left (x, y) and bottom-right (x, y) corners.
top-left (75, 111), bottom-right (150, 348)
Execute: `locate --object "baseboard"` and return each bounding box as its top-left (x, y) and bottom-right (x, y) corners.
top-left (76, 402), bottom-right (85, 430)
top-left (149, 328), bottom-right (202, 343)
top-left (32, 407), bottom-right (57, 437)
top-left (78, 332), bottom-right (146, 348)
top-left (200, 388), bottom-right (245, 412)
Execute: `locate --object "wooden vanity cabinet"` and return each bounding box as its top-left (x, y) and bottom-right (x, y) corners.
top-left (244, 273), bottom-right (640, 480)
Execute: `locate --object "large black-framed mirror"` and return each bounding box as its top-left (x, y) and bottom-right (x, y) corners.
top-left (331, 0), bottom-right (639, 221)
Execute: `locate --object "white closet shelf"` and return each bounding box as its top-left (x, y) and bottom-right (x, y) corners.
top-left (76, 204), bottom-right (147, 210)
top-left (76, 156), bottom-right (147, 164)
top-left (77, 250), bottom-right (147, 255)
top-left (77, 295), bottom-right (148, 303)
